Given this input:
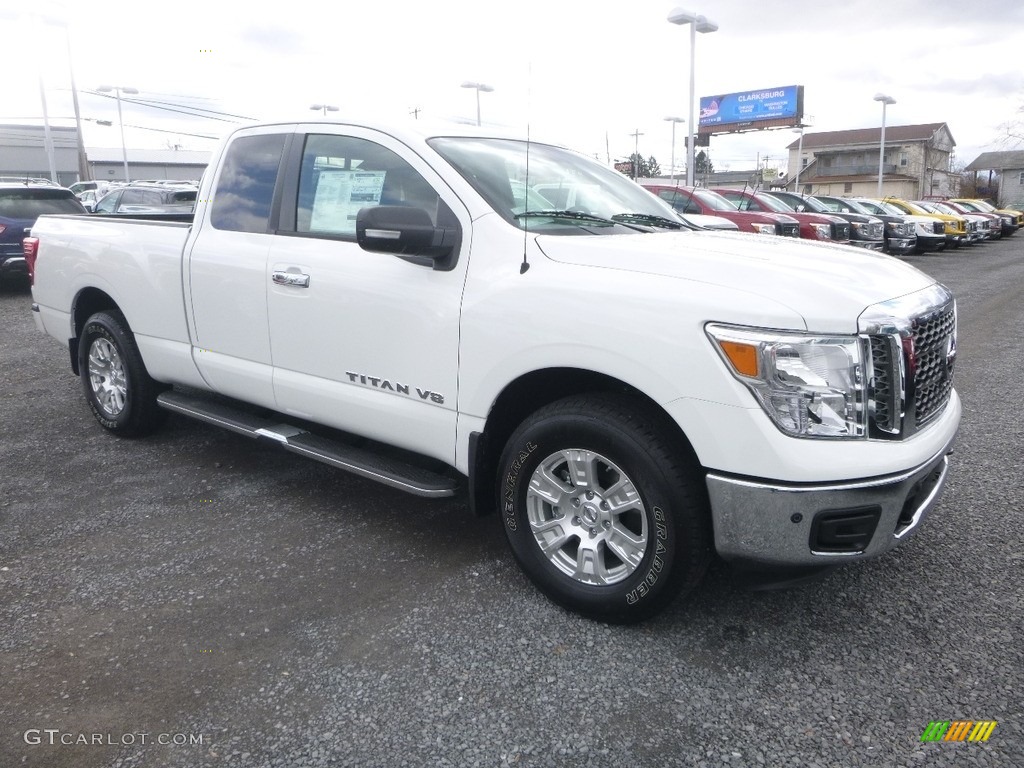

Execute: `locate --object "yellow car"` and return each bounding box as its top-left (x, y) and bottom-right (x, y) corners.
top-left (949, 198), bottom-right (1021, 235)
top-left (881, 198), bottom-right (968, 248)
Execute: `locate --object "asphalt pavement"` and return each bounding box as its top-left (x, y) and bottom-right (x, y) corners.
top-left (1, 235), bottom-right (1021, 768)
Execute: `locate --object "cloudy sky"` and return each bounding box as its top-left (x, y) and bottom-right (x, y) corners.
top-left (3, 0), bottom-right (1023, 175)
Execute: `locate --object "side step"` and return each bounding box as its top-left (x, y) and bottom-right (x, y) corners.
top-left (156, 390), bottom-right (458, 498)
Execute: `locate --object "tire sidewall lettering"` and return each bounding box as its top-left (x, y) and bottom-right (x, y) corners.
top-left (502, 441), bottom-right (538, 531)
top-left (626, 506), bottom-right (668, 605)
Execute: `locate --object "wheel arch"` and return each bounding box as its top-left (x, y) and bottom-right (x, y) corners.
top-left (69, 287), bottom-right (122, 375)
top-left (468, 367), bottom-right (703, 516)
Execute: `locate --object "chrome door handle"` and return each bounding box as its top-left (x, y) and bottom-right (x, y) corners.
top-left (272, 271), bottom-right (310, 287)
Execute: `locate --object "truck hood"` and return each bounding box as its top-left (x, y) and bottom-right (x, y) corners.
top-left (535, 230), bottom-right (937, 333)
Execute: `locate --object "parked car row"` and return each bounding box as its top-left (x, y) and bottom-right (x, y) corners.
top-left (637, 182), bottom-right (1020, 257)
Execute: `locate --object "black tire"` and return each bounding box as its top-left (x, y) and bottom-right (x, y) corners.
top-left (78, 310), bottom-right (167, 437)
top-left (497, 393), bottom-right (712, 623)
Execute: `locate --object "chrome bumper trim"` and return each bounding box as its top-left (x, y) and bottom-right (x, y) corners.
top-left (706, 436), bottom-right (955, 567)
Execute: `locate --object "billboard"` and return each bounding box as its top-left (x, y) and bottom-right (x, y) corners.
top-left (698, 85), bottom-right (803, 135)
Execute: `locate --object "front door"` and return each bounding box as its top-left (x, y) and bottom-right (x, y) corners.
top-left (266, 127), bottom-right (470, 465)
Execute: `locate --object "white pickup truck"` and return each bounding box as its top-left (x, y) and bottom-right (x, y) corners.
top-left (27, 118), bottom-right (960, 622)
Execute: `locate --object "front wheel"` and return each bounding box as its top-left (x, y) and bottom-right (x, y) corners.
top-left (79, 310), bottom-right (166, 436)
top-left (497, 394), bottom-right (712, 623)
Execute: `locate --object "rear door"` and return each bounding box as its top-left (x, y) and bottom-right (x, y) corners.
top-left (185, 127), bottom-right (291, 408)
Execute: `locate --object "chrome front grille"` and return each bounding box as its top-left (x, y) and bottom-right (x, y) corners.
top-left (933, 221), bottom-right (945, 235)
top-left (869, 337), bottom-right (897, 434)
top-left (863, 288), bottom-right (956, 439)
top-left (781, 222), bottom-right (800, 238)
top-left (911, 303), bottom-right (956, 427)
top-left (833, 222), bottom-right (851, 240)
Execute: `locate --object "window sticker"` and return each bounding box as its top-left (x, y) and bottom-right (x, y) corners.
top-left (309, 169), bottom-right (386, 234)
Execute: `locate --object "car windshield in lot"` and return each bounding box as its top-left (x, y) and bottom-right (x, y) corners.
top-left (0, 188), bottom-right (85, 218)
top-left (856, 199), bottom-right (903, 216)
top-left (428, 137), bottom-right (685, 234)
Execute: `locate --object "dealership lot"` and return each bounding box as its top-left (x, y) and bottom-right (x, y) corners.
top-left (1, 238), bottom-right (1021, 767)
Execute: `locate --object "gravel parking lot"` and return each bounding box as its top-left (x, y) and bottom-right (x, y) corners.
top-left (2, 236), bottom-right (1022, 768)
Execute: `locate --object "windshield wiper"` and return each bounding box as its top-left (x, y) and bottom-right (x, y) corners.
top-left (515, 210), bottom-right (648, 231)
top-left (611, 212), bottom-right (687, 230)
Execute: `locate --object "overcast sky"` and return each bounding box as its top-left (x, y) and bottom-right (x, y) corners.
top-left (4, 0), bottom-right (1023, 175)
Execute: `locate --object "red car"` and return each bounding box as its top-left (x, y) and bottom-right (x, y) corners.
top-left (642, 185), bottom-right (800, 236)
top-left (712, 188), bottom-right (851, 244)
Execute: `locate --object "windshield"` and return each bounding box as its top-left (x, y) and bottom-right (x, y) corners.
top-left (928, 202), bottom-right (959, 216)
top-left (428, 137), bottom-right (685, 234)
top-left (825, 197), bottom-right (873, 215)
top-left (750, 193), bottom-right (793, 213)
top-left (858, 199), bottom-right (899, 216)
top-left (691, 189), bottom-right (740, 212)
top-left (0, 189), bottom-right (85, 219)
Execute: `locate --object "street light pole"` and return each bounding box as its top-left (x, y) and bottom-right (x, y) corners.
top-left (461, 81), bottom-right (494, 126)
top-left (668, 8), bottom-right (718, 187)
top-left (792, 126), bottom-right (805, 192)
top-left (628, 129), bottom-right (645, 179)
top-left (310, 104), bottom-right (339, 116)
top-left (664, 117), bottom-right (685, 182)
top-left (97, 85), bottom-right (139, 182)
top-left (874, 93), bottom-right (896, 197)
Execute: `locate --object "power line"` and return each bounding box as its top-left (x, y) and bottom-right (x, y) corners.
top-left (82, 90), bottom-right (254, 122)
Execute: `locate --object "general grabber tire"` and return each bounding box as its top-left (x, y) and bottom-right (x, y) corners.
top-left (497, 393), bottom-right (712, 623)
top-left (78, 310), bottom-right (167, 437)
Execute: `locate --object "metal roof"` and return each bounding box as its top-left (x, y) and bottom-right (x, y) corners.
top-left (786, 123), bottom-right (953, 150)
top-left (965, 151), bottom-right (1024, 171)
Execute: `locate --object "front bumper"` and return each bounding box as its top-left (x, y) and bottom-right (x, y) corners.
top-left (849, 239), bottom-right (885, 251)
top-left (706, 433), bottom-right (956, 567)
top-left (886, 236), bottom-right (916, 255)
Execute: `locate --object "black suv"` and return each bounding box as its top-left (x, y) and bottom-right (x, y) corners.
top-left (0, 184), bottom-right (87, 286)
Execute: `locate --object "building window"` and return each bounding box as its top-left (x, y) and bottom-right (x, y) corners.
top-left (1019, 171), bottom-right (1024, 185)
top-left (844, 182), bottom-right (853, 193)
top-left (899, 152), bottom-right (908, 167)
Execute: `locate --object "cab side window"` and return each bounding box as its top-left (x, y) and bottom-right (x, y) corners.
top-left (211, 133), bottom-right (287, 233)
top-left (296, 134), bottom-right (443, 238)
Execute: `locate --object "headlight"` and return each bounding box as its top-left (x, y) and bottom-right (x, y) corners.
top-left (706, 324), bottom-right (867, 439)
top-left (810, 222), bottom-right (831, 239)
top-left (751, 223), bottom-right (776, 235)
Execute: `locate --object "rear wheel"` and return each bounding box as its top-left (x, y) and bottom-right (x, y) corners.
top-left (79, 310), bottom-right (166, 436)
top-left (497, 393), bottom-right (711, 623)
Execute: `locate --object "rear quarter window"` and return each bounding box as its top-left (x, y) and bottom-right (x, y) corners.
top-left (210, 134), bottom-right (287, 233)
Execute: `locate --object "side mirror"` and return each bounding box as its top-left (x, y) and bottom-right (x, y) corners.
top-left (356, 205), bottom-right (459, 270)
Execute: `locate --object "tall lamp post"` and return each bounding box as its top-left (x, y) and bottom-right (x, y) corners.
top-left (792, 126), bottom-right (805, 192)
top-left (310, 104), bottom-right (339, 116)
top-left (874, 93), bottom-right (896, 197)
top-left (97, 85), bottom-right (138, 182)
top-left (461, 81), bottom-right (494, 127)
top-left (664, 117), bottom-right (685, 182)
top-left (667, 8), bottom-right (718, 187)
